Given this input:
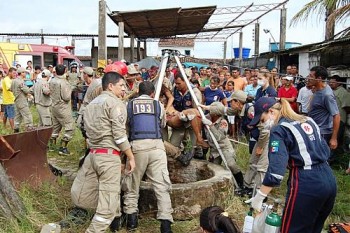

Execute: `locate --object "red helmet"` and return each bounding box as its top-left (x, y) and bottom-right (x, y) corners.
top-left (113, 61), bottom-right (128, 76)
top-left (104, 61), bottom-right (128, 76)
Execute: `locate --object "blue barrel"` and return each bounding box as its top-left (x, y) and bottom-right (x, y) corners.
top-left (233, 48), bottom-right (251, 59)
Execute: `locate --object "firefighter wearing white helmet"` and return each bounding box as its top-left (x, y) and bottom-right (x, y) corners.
top-left (67, 62), bottom-right (81, 111)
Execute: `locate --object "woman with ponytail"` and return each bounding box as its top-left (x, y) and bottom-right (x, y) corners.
top-left (199, 206), bottom-right (240, 233)
top-left (246, 97), bottom-right (337, 233)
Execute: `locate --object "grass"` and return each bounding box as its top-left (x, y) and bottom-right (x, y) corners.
top-left (0, 107), bottom-right (349, 232)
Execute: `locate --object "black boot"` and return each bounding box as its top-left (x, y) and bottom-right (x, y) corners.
top-left (59, 206), bottom-right (88, 228)
top-left (126, 213), bottom-right (138, 231)
top-left (235, 186), bottom-right (253, 197)
top-left (176, 150), bottom-right (194, 166)
top-left (160, 220), bottom-right (173, 233)
top-left (233, 172), bottom-right (244, 189)
top-left (109, 213), bottom-right (126, 232)
top-left (14, 128), bottom-right (19, 133)
top-left (193, 147), bottom-right (204, 160)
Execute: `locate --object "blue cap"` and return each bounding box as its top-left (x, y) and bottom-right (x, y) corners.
top-left (249, 97), bottom-right (277, 126)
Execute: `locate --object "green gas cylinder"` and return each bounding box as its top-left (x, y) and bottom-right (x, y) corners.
top-left (264, 199), bottom-right (282, 233)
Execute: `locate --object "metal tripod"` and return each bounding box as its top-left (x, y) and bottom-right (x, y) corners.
top-left (154, 49), bottom-right (239, 189)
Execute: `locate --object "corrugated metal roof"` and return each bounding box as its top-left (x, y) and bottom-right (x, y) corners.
top-left (108, 6), bottom-right (216, 39)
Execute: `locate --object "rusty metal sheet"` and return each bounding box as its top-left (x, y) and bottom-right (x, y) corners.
top-left (0, 127), bottom-right (56, 188)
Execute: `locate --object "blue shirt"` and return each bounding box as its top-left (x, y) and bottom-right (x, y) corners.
top-left (204, 87), bottom-right (226, 106)
top-left (244, 84), bottom-right (260, 98)
top-left (255, 85), bottom-right (277, 101)
top-left (263, 117), bottom-right (330, 187)
top-left (25, 73), bottom-right (34, 87)
top-left (224, 90), bottom-right (233, 107)
top-left (141, 72), bottom-right (149, 81)
top-left (308, 85), bottom-right (339, 135)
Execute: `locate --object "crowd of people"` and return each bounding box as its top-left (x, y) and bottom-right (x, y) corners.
top-left (1, 58), bottom-right (350, 233)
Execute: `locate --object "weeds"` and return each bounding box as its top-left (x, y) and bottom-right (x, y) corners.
top-left (0, 108), bottom-right (349, 232)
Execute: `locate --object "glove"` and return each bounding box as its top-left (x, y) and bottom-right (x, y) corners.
top-left (202, 118), bottom-right (212, 125)
top-left (245, 189), bottom-right (267, 212)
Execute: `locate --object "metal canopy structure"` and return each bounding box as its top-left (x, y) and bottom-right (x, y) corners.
top-left (108, 6), bottom-right (216, 39)
top-left (108, 1), bottom-right (288, 42)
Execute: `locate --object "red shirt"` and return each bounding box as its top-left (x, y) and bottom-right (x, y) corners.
top-left (278, 85), bottom-right (298, 112)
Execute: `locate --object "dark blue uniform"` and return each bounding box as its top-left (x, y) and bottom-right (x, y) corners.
top-left (255, 85), bottom-right (277, 101)
top-left (127, 97), bottom-right (162, 141)
top-left (173, 88), bottom-right (193, 112)
top-left (263, 117), bottom-right (336, 233)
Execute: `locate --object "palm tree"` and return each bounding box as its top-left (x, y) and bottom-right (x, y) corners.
top-left (290, 0), bottom-right (350, 40)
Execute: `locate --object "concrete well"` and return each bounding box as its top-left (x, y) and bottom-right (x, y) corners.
top-left (138, 159), bottom-right (234, 220)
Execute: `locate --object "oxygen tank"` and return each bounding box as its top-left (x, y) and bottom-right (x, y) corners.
top-left (264, 199), bottom-right (282, 233)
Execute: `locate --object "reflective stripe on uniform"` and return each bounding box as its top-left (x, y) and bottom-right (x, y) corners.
top-left (306, 117), bottom-right (321, 140)
top-left (92, 215), bottom-right (112, 224)
top-left (115, 136), bottom-right (127, 145)
top-left (281, 122), bottom-right (312, 170)
top-left (270, 173), bottom-right (284, 180)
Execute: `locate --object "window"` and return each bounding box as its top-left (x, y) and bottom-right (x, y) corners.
top-left (184, 50), bottom-right (191, 56)
top-left (33, 56), bottom-right (41, 68)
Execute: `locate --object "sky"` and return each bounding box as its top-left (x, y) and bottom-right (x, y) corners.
top-left (0, 0), bottom-right (348, 59)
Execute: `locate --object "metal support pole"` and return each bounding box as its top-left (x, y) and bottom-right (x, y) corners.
top-left (71, 38), bottom-right (75, 55)
top-left (254, 22), bottom-right (260, 56)
top-left (98, 0), bottom-right (107, 67)
top-left (137, 40), bottom-right (141, 61)
top-left (118, 21), bottom-right (124, 60)
top-left (143, 41), bottom-right (147, 57)
top-left (223, 41), bottom-right (227, 64)
top-left (154, 50), bottom-right (170, 101)
top-left (130, 34), bottom-right (135, 63)
top-left (238, 31), bottom-right (243, 67)
top-left (279, 5), bottom-right (287, 50)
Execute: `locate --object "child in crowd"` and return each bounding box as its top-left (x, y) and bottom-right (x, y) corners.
top-left (224, 81), bottom-right (234, 107)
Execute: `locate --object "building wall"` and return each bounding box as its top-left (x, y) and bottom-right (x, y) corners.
top-left (91, 47), bottom-right (145, 68)
top-left (298, 52), bottom-right (309, 77)
top-left (158, 46), bottom-right (194, 57)
top-left (308, 52), bottom-right (320, 70)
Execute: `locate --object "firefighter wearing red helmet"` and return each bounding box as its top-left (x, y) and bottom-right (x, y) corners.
top-left (104, 61), bottom-right (128, 76)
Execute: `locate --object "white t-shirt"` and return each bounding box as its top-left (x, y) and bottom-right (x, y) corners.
top-left (296, 86), bottom-right (313, 114)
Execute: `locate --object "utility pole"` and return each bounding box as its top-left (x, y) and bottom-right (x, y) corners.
top-left (98, 0), bottom-right (107, 67)
top-left (254, 22), bottom-right (260, 56)
top-left (118, 22), bottom-right (124, 60)
top-left (279, 5), bottom-right (287, 51)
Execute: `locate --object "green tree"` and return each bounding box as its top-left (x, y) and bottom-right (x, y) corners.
top-left (290, 0), bottom-right (350, 40)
